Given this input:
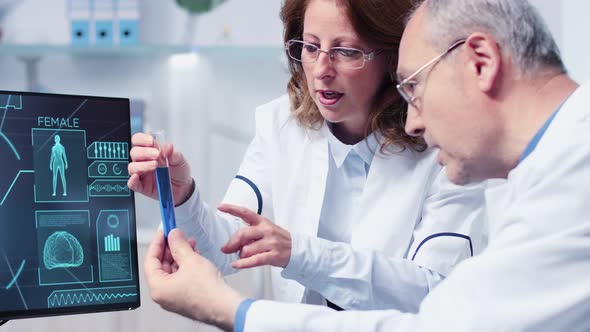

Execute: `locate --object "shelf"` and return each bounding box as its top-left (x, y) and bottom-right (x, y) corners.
top-left (196, 45), bottom-right (285, 58)
top-left (0, 43), bottom-right (284, 58)
top-left (0, 43), bottom-right (285, 91)
top-left (0, 44), bottom-right (191, 57)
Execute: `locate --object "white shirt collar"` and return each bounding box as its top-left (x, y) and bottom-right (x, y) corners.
top-left (321, 123), bottom-right (379, 168)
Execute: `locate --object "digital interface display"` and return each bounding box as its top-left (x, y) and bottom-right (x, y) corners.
top-left (0, 91), bottom-right (140, 320)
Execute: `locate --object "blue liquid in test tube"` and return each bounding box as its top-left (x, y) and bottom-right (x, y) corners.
top-left (153, 131), bottom-right (176, 239)
top-left (156, 166), bottom-right (176, 239)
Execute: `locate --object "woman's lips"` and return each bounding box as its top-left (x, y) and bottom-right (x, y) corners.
top-left (317, 90), bottom-right (344, 106)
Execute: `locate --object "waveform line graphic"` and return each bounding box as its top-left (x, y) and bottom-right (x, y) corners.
top-left (48, 292), bottom-right (136, 307)
top-left (47, 286), bottom-right (137, 308)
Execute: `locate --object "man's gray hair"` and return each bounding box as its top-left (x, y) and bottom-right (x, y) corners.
top-left (410, 0), bottom-right (565, 76)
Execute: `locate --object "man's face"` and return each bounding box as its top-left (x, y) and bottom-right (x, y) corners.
top-left (397, 6), bottom-right (501, 184)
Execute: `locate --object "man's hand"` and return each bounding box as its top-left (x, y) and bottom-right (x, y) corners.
top-left (144, 229), bottom-right (245, 331)
top-left (219, 204), bottom-right (292, 269)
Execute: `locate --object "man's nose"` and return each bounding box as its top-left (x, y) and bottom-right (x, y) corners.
top-left (404, 106), bottom-right (425, 137)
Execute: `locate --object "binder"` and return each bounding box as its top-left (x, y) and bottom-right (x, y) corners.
top-left (115, 0), bottom-right (139, 45)
top-left (69, 0), bottom-right (91, 45)
top-left (93, 0), bottom-right (114, 46)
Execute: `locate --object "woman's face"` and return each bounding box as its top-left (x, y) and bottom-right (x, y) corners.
top-left (302, 0), bottom-right (388, 137)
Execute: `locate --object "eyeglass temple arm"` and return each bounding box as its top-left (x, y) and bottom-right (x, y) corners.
top-left (400, 39), bottom-right (466, 84)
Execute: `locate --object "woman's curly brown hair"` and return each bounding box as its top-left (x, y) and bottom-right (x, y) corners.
top-left (280, 0), bottom-right (426, 153)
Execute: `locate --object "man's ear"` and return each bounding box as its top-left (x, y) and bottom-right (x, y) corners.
top-left (463, 32), bottom-right (502, 93)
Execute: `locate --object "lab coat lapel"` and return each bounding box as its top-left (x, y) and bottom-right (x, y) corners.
top-left (351, 150), bottom-right (423, 257)
top-left (301, 129), bottom-right (329, 237)
top-left (277, 126), bottom-right (328, 238)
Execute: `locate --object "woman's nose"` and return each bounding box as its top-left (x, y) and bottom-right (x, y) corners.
top-left (312, 51), bottom-right (336, 79)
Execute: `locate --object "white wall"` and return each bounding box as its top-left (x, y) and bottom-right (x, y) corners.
top-left (530, 0), bottom-right (589, 82)
top-left (561, 0), bottom-right (590, 82)
top-left (529, 0), bottom-right (562, 48)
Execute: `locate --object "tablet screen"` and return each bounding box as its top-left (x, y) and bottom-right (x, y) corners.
top-left (0, 91), bottom-right (140, 320)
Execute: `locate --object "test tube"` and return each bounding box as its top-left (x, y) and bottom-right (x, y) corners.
top-left (152, 130), bottom-right (176, 240)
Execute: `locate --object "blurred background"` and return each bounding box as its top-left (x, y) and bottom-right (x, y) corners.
top-left (0, 0), bottom-right (586, 331)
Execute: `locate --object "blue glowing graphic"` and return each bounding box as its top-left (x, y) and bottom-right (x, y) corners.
top-left (2, 253), bottom-right (28, 310)
top-left (96, 210), bottom-right (132, 282)
top-left (43, 231), bottom-right (84, 270)
top-left (104, 234), bottom-right (120, 252)
top-left (107, 214), bottom-right (120, 228)
top-left (48, 292), bottom-right (136, 307)
top-left (0, 92), bottom-right (139, 318)
top-left (0, 94), bottom-right (22, 111)
top-left (47, 286), bottom-right (138, 308)
top-left (32, 128), bottom-right (89, 203)
top-left (5, 259), bottom-right (26, 290)
top-left (0, 131), bottom-right (21, 160)
top-left (50, 135), bottom-right (69, 197)
top-left (89, 179), bottom-right (130, 197)
top-left (0, 95), bottom-right (23, 158)
top-left (88, 161), bottom-right (129, 178)
top-left (0, 170), bottom-right (34, 206)
top-left (87, 141), bottom-right (128, 160)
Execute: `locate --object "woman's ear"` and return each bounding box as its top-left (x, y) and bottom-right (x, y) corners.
top-left (463, 32), bottom-right (502, 93)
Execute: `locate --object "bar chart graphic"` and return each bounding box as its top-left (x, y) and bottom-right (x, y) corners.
top-left (104, 234), bottom-right (120, 252)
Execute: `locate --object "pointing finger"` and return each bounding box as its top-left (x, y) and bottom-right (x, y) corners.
top-left (221, 227), bottom-right (263, 254)
top-left (218, 204), bottom-right (263, 226)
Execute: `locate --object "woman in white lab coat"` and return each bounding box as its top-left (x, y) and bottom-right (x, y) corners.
top-left (128, 0), bottom-right (486, 312)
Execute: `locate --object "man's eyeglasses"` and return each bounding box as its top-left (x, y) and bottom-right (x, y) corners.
top-left (285, 39), bottom-right (382, 70)
top-left (396, 39), bottom-right (466, 108)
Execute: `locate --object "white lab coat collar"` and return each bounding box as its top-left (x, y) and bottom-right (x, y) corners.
top-left (321, 123), bottom-right (379, 168)
top-left (510, 83), bottom-right (587, 174)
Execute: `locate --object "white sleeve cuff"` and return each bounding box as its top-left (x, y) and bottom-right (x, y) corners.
top-left (174, 185), bottom-right (201, 226)
top-left (281, 233), bottom-right (324, 285)
top-left (169, 187), bottom-right (217, 254)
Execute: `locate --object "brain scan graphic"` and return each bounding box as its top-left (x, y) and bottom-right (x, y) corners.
top-left (43, 231), bottom-right (84, 270)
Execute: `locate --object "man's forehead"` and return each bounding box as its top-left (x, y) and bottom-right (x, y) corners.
top-left (397, 41), bottom-right (422, 80)
top-left (397, 5), bottom-right (430, 79)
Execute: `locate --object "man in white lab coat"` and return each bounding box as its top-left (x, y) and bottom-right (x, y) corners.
top-left (144, 0), bottom-right (590, 331)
